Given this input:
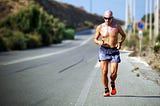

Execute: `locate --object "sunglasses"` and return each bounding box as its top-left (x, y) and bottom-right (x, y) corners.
top-left (103, 17), bottom-right (113, 20)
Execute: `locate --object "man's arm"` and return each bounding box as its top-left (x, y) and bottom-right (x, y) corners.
top-left (94, 25), bottom-right (103, 45)
top-left (115, 25), bottom-right (126, 49)
top-left (118, 25), bottom-right (126, 46)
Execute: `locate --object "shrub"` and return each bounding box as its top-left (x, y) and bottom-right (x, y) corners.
top-left (123, 34), bottom-right (139, 50)
top-left (10, 31), bottom-right (27, 50)
top-left (63, 29), bottom-right (75, 40)
top-left (0, 35), bottom-right (8, 51)
top-left (26, 33), bottom-right (42, 48)
top-left (0, 27), bottom-right (13, 51)
top-left (37, 12), bottom-right (53, 46)
top-left (38, 27), bottom-right (52, 46)
top-left (155, 33), bottom-right (160, 42)
top-left (0, 30), bottom-right (27, 50)
top-left (0, 15), bottom-right (14, 29)
top-left (0, 27), bottom-right (12, 37)
top-left (52, 21), bottom-right (66, 43)
top-left (153, 41), bottom-right (160, 53)
top-left (0, 2), bottom-right (74, 51)
top-left (0, 3), bottom-right (55, 47)
top-left (56, 23), bottom-right (65, 42)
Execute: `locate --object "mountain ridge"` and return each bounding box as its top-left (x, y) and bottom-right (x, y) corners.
top-left (0, 0), bottom-right (125, 30)
top-left (35, 0), bottom-right (125, 30)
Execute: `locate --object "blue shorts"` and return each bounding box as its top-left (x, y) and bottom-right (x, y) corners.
top-left (98, 46), bottom-right (121, 63)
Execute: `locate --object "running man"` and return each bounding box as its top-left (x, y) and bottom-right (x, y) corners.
top-left (94, 10), bottom-right (126, 97)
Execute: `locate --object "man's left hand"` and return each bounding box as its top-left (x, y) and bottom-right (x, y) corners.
top-left (116, 42), bottom-right (121, 50)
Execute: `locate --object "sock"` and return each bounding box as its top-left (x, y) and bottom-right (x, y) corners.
top-left (105, 88), bottom-right (109, 93)
top-left (111, 82), bottom-right (115, 89)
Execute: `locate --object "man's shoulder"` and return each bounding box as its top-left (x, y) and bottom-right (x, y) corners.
top-left (112, 22), bottom-right (121, 29)
top-left (97, 23), bottom-right (105, 29)
top-left (98, 23), bottom-right (103, 27)
top-left (112, 20), bottom-right (121, 27)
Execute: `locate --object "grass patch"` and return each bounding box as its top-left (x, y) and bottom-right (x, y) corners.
top-left (136, 73), bottom-right (140, 77)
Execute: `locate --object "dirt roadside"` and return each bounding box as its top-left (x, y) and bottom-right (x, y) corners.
top-left (128, 50), bottom-right (160, 85)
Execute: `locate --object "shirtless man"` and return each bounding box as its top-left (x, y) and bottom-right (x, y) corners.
top-left (94, 10), bottom-right (126, 97)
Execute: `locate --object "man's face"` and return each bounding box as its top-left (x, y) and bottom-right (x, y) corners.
top-left (103, 12), bottom-right (113, 25)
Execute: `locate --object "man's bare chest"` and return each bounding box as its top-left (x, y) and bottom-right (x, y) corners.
top-left (100, 26), bottom-right (118, 37)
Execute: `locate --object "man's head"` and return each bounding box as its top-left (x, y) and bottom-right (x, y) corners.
top-left (103, 10), bottom-right (113, 25)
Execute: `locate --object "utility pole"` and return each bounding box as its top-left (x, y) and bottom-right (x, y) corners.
top-left (149, 0), bottom-right (152, 40)
top-left (130, 0), bottom-right (133, 23)
top-left (125, 0), bottom-right (128, 29)
top-left (125, 0), bottom-right (132, 29)
top-left (128, 0), bottom-right (132, 41)
top-left (154, 0), bottom-right (159, 39)
top-left (133, 0), bottom-right (136, 35)
top-left (145, 0), bottom-right (148, 30)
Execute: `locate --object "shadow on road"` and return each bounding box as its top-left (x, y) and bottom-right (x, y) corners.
top-left (109, 95), bottom-right (160, 98)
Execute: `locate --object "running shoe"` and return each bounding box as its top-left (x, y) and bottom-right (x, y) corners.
top-left (110, 82), bottom-right (116, 95)
top-left (103, 88), bottom-right (110, 97)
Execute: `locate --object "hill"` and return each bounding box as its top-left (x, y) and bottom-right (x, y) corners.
top-left (0, 0), bottom-right (125, 52)
top-left (0, 0), bottom-right (124, 31)
top-left (0, 0), bottom-right (29, 18)
top-left (35, 0), bottom-right (124, 30)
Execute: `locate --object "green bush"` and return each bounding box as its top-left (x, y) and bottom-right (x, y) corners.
top-left (26, 33), bottom-right (42, 48)
top-left (63, 29), bottom-right (75, 40)
top-left (0, 28), bottom-right (13, 51)
top-left (56, 23), bottom-right (65, 42)
top-left (37, 26), bottom-right (52, 46)
top-left (153, 41), bottom-right (160, 53)
top-left (0, 27), bottom-right (12, 37)
top-left (37, 10), bottom-right (63, 45)
top-left (155, 33), bottom-right (160, 42)
top-left (51, 19), bottom-right (64, 43)
top-left (0, 2), bottom-right (76, 51)
top-left (10, 31), bottom-right (27, 50)
top-left (123, 34), bottom-right (139, 50)
top-left (0, 30), bottom-right (27, 50)
top-left (0, 35), bottom-right (8, 51)
top-left (143, 30), bottom-right (149, 37)
top-left (0, 16), bottom-right (13, 29)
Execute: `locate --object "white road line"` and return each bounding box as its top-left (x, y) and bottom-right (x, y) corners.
top-left (129, 57), bottom-right (149, 67)
top-left (2, 36), bottom-right (93, 65)
top-left (75, 61), bottom-right (99, 106)
top-left (79, 35), bottom-right (93, 46)
top-left (94, 61), bottom-right (100, 68)
top-left (2, 47), bottom-right (75, 65)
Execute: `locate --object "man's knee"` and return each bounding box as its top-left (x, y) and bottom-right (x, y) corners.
top-left (110, 73), bottom-right (117, 80)
top-left (102, 70), bottom-right (108, 76)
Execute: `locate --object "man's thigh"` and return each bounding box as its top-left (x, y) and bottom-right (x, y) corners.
top-left (100, 61), bottom-right (109, 71)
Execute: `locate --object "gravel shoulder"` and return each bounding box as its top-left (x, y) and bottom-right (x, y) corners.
top-left (128, 50), bottom-right (160, 85)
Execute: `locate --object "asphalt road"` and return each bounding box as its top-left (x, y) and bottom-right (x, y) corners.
top-left (0, 33), bottom-right (160, 106)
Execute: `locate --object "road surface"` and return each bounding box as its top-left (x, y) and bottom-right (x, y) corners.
top-left (0, 32), bottom-right (160, 106)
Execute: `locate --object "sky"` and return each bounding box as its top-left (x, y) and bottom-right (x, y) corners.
top-left (55, 0), bottom-right (159, 21)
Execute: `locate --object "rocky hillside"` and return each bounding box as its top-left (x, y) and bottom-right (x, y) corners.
top-left (0, 0), bottom-right (124, 31)
top-left (35, 0), bottom-right (124, 30)
top-left (0, 0), bottom-right (29, 18)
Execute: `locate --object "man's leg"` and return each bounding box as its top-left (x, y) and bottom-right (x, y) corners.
top-left (110, 62), bottom-right (119, 95)
top-left (110, 62), bottom-right (118, 81)
top-left (100, 61), bottom-right (109, 96)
